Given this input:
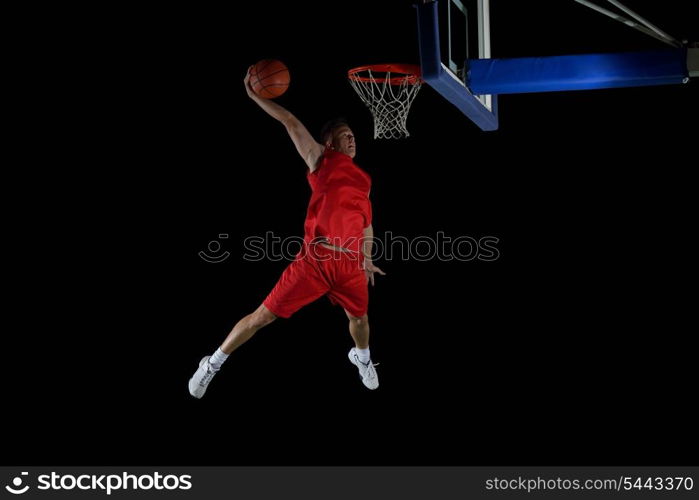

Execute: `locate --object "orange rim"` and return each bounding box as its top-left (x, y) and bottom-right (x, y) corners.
top-left (348, 64), bottom-right (422, 85)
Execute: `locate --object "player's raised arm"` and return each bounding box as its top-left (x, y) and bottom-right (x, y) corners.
top-left (244, 65), bottom-right (324, 172)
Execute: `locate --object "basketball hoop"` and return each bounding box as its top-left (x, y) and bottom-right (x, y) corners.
top-left (348, 64), bottom-right (422, 139)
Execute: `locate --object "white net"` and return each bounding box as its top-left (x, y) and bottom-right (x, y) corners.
top-left (348, 67), bottom-right (422, 139)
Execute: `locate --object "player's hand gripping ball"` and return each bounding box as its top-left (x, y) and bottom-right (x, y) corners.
top-left (249, 59), bottom-right (290, 99)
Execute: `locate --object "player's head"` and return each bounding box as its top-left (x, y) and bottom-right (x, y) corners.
top-left (320, 117), bottom-right (356, 158)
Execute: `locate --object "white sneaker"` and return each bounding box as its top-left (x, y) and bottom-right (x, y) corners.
top-left (188, 356), bottom-right (217, 399)
top-left (348, 348), bottom-right (379, 390)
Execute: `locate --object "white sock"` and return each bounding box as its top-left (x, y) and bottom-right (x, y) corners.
top-left (356, 347), bottom-right (370, 364)
top-left (209, 347), bottom-right (229, 371)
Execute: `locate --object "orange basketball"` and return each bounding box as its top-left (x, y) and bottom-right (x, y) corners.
top-left (250, 59), bottom-right (290, 99)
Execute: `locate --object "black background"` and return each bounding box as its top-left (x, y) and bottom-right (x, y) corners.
top-left (6, 0), bottom-right (697, 465)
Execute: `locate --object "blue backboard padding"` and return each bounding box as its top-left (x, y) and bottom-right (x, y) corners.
top-left (468, 50), bottom-right (688, 95)
top-left (415, 1), bottom-right (499, 131)
top-left (425, 70), bottom-right (499, 131)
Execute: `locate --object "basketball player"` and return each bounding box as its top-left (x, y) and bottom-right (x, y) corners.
top-left (188, 66), bottom-right (385, 398)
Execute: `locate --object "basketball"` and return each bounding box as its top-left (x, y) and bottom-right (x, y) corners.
top-left (250, 59), bottom-right (290, 99)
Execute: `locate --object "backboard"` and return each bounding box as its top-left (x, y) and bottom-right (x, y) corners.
top-left (416, 0), bottom-right (499, 131)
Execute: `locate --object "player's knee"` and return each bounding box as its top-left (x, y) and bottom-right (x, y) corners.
top-left (251, 306), bottom-right (277, 328)
top-left (347, 313), bottom-right (368, 326)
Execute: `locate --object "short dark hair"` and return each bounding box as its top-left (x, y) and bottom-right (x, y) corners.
top-left (319, 117), bottom-right (349, 144)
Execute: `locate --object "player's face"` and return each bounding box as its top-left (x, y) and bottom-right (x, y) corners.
top-left (332, 126), bottom-right (356, 158)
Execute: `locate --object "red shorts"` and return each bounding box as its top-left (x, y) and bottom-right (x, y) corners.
top-left (263, 244), bottom-right (368, 319)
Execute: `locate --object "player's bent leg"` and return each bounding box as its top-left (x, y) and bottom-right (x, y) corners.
top-left (345, 310), bottom-right (379, 390)
top-left (346, 311), bottom-right (370, 349)
top-left (188, 304), bottom-right (277, 399)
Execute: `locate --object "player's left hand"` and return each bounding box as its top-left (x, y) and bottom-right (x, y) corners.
top-left (363, 259), bottom-right (386, 286)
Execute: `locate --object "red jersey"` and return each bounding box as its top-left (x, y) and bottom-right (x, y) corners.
top-left (303, 150), bottom-right (372, 252)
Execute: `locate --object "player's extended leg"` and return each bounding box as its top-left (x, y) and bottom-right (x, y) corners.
top-left (188, 304), bottom-right (276, 399)
top-left (220, 303), bottom-right (277, 354)
top-left (345, 310), bottom-right (379, 390)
